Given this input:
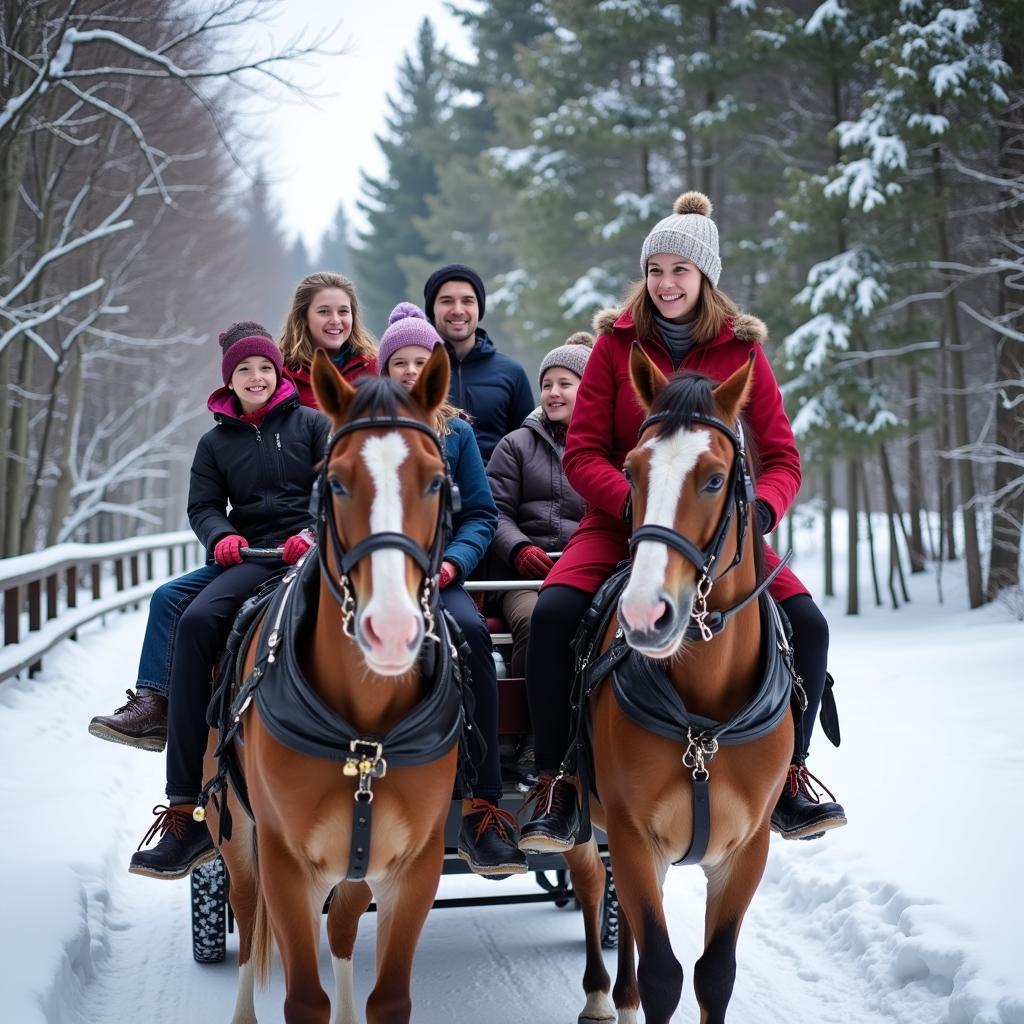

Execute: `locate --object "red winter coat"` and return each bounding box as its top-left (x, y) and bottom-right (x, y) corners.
top-left (285, 351), bottom-right (378, 409)
top-left (545, 307), bottom-right (808, 602)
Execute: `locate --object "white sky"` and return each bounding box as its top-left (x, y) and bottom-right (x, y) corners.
top-left (243, 1), bottom-right (474, 255)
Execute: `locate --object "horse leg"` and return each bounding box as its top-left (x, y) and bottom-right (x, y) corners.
top-left (693, 830), bottom-right (769, 1024)
top-left (612, 904), bottom-right (639, 1024)
top-left (364, 840), bottom-right (443, 1024)
top-left (565, 840), bottom-right (614, 1023)
top-left (325, 880), bottom-right (373, 1024)
top-left (606, 827), bottom-right (682, 1024)
top-left (257, 831), bottom-right (332, 1024)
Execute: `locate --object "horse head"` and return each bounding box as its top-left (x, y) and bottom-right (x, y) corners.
top-left (617, 344), bottom-right (756, 658)
top-left (311, 345), bottom-right (451, 676)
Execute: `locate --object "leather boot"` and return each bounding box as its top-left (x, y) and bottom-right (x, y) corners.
top-left (771, 763), bottom-right (847, 841)
top-left (89, 689), bottom-right (167, 752)
top-left (129, 804), bottom-right (217, 879)
top-left (458, 799), bottom-right (528, 880)
top-left (518, 775), bottom-right (580, 854)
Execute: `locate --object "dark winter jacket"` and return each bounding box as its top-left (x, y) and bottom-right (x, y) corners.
top-left (188, 379), bottom-right (329, 556)
top-left (442, 415), bottom-right (498, 579)
top-left (547, 307), bottom-right (807, 601)
top-left (284, 350), bottom-right (378, 409)
top-left (444, 328), bottom-right (534, 463)
top-left (485, 410), bottom-right (585, 568)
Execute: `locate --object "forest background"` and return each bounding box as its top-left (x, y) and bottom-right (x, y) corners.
top-left (1, 0), bottom-right (1021, 619)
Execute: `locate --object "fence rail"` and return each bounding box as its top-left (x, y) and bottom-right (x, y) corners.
top-left (1, 532), bottom-right (204, 684)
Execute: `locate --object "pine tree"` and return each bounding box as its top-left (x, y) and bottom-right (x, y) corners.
top-left (354, 19), bottom-right (452, 332)
top-left (317, 204), bottom-right (353, 278)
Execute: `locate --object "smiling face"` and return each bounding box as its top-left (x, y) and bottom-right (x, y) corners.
top-left (230, 356), bottom-right (278, 414)
top-left (386, 345), bottom-right (432, 390)
top-left (646, 253), bottom-right (703, 322)
top-left (540, 367), bottom-right (581, 424)
top-left (306, 287), bottom-right (354, 353)
top-left (432, 280), bottom-right (479, 351)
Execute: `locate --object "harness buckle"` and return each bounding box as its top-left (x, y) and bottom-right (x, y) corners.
top-left (682, 727), bottom-right (719, 780)
top-left (691, 573), bottom-right (715, 643)
top-left (343, 740), bottom-right (387, 799)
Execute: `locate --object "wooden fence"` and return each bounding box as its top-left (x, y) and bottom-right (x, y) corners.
top-left (0, 532), bottom-right (203, 684)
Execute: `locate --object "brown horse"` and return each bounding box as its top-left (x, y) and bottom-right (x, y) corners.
top-left (203, 344), bottom-right (461, 1024)
top-left (563, 347), bottom-right (795, 1024)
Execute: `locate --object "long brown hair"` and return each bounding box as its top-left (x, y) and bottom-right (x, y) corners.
top-left (279, 272), bottom-right (377, 370)
top-left (625, 273), bottom-right (739, 346)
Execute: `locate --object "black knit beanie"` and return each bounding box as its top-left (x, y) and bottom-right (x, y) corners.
top-left (423, 264), bottom-right (486, 324)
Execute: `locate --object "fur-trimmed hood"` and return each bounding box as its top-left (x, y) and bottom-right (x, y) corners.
top-left (591, 305), bottom-right (767, 347)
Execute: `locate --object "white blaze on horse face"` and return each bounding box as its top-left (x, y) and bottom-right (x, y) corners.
top-left (620, 428), bottom-right (711, 632)
top-left (358, 432), bottom-right (421, 667)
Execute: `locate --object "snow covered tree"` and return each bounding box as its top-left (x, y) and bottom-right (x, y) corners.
top-left (354, 19), bottom-right (452, 332)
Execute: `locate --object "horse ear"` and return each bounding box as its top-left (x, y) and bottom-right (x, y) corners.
top-left (629, 342), bottom-right (668, 413)
top-left (409, 345), bottom-right (451, 420)
top-left (311, 349), bottom-right (356, 422)
top-left (712, 350), bottom-right (756, 419)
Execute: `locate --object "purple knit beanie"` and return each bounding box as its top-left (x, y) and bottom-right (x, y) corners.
top-left (218, 320), bottom-right (283, 385)
top-left (377, 303), bottom-right (442, 374)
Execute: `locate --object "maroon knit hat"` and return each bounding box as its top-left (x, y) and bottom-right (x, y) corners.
top-left (218, 320), bottom-right (283, 385)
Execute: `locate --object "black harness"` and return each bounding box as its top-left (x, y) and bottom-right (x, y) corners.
top-left (199, 412), bottom-right (472, 880)
top-left (568, 411), bottom-right (805, 866)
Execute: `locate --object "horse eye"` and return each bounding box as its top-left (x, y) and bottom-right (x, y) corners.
top-left (425, 476), bottom-right (444, 496)
top-left (623, 466), bottom-right (634, 487)
top-left (703, 475), bottom-right (725, 493)
top-left (328, 476), bottom-right (348, 497)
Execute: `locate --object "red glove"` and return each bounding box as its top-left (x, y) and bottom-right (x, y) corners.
top-left (213, 534), bottom-right (246, 567)
top-left (282, 529), bottom-right (315, 565)
top-left (438, 564), bottom-right (456, 589)
top-left (514, 545), bottom-right (554, 579)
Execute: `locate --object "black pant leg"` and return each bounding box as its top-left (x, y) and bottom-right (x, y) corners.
top-left (779, 593), bottom-right (830, 762)
top-left (441, 584), bottom-right (502, 802)
top-left (165, 561), bottom-right (283, 800)
top-left (526, 585), bottom-right (593, 774)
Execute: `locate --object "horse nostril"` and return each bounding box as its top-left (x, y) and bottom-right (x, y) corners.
top-left (361, 614), bottom-right (381, 646)
top-left (654, 594), bottom-right (676, 633)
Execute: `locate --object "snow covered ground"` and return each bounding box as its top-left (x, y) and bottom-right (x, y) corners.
top-left (1, 517), bottom-right (1022, 1023)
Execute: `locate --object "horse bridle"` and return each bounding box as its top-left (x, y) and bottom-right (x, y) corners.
top-left (315, 414), bottom-right (459, 640)
top-left (627, 410), bottom-right (764, 641)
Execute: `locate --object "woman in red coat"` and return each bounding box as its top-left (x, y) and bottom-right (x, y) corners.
top-left (519, 192), bottom-right (846, 853)
top-left (279, 271), bottom-right (378, 403)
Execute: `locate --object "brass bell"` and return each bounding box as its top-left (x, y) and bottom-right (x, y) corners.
top-left (343, 762), bottom-right (359, 777)
top-left (192, 806), bottom-right (206, 822)
top-left (358, 759), bottom-right (372, 774)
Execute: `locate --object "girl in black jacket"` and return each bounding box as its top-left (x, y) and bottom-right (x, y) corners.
top-left (129, 322), bottom-right (327, 880)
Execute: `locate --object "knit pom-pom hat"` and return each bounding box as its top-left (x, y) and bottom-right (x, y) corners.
top-left (218, 320), bottom-right (282, 385)
top-left (537, 331), bottom-right (595, 388)
top-left (640, 190), bottom-right (721, 287)
top-left (377, 302), bottom-right (443, 373)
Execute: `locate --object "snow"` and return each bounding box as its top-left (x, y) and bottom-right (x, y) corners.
top-left (2, 513), bottom-right (1022, 1023)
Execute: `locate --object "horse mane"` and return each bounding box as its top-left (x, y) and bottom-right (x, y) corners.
top-left (648, 371), bottom-right (766, 583)
top-left (346, 375), bottom-right (429, 424)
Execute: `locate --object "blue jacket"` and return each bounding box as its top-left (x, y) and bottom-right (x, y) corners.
top-left (442, 416), bottom-right (498, 578)
top-left (444, 328), bottom-right (534, 463)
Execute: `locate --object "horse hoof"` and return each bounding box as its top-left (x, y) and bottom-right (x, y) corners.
top-left (578, 990), bottom-right (616, 1023)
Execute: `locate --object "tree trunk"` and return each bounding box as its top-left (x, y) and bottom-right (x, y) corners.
top-left (931, 142), bottom-right (985, 607)
top-left (905, 368), bottom-right (928, 569)
top-left (846, 459), bottom-right (859, 615)
top-left (823, 463), bottom-right (835, 598)
top-left (879, 443), bottom-right (910, 607)
top-left (860, 462), bottom-right (882, 608)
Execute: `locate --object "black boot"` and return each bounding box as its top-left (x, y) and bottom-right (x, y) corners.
top-left (771, 764), bottom-right (847, 841)
top-left (89, 689), bottom-right (167, 752)
top-left (518, 775), bottom-right (580, 854)
top-left (129, 804), bottom-right (217, 879)
top-left (458, 799), bottom-right (528, 880)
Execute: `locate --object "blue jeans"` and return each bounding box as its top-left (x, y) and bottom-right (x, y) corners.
top-left (136, 564), bottom-right (222, 697)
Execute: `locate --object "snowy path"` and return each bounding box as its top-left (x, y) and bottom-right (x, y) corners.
top-left (2, 566), bottom-right (1022, 1023)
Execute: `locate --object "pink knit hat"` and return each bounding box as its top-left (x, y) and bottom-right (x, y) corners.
top-left (218, 320), bottom-right (283, 385)
top-left (377, 303), bottom-right (442, 373)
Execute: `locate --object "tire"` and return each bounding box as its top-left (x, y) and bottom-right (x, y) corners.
top-left (191, 855), bottom-right (228, 963)
top-left (600, 861), bottom-right (619, 950)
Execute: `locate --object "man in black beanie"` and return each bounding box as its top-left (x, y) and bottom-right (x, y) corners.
top-left (423, 263), bottom-right (534, 463)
